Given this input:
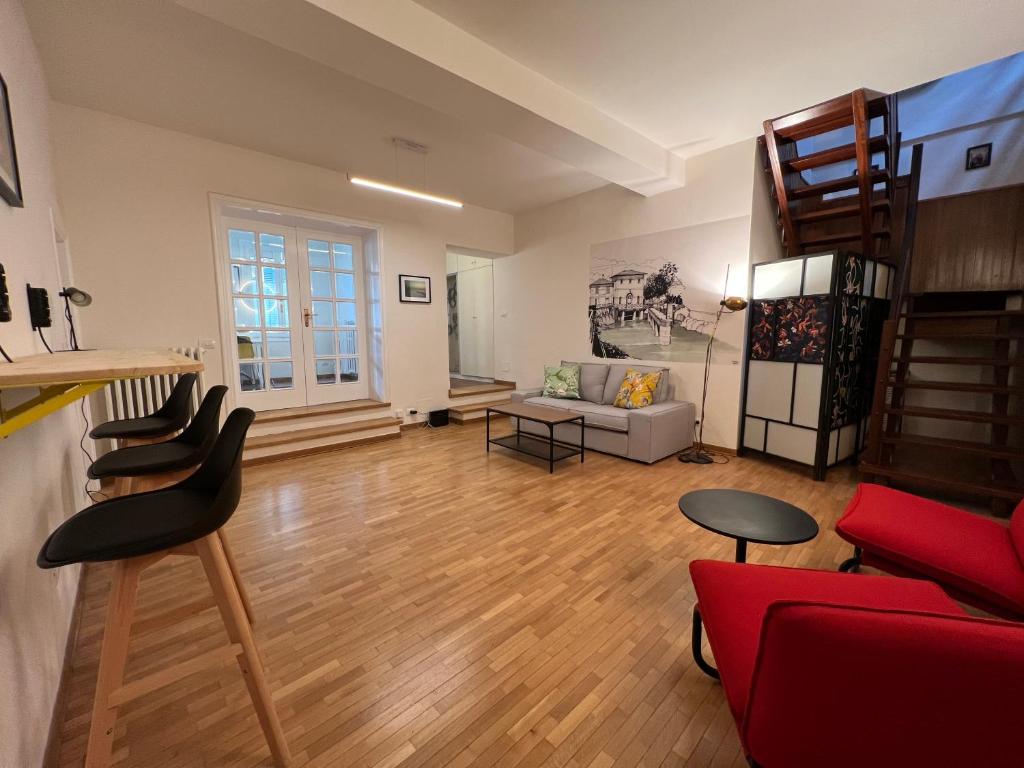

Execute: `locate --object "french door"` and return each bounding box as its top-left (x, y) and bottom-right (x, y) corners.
top-left (223, 218), bottom-right (368, 411)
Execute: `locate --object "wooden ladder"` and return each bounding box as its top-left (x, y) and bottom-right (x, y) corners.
top-left (861, 307), bottom-right (1024, 510)
top-left (763, 88), bottom-right (899, 260)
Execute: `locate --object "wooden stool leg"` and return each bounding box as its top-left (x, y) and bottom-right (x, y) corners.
top-left (195, 534), bottom-right (290, 766)
top-left (85, 559), bottom-right (144, 768)
top-left (218, 529), bottom-right (255, 626)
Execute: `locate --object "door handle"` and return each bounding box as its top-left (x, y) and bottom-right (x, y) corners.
top-left (303, 307), bottom-right (312, 327)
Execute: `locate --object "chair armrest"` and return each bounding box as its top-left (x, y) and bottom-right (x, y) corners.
top-left (626, 400), bottom-right (695, 463)
top-left (743, 601), bottom-right (1024, 767)
top-left (511, 388), bottom-right (543, 403)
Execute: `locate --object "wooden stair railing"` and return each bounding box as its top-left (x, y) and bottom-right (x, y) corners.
top-left (763, 89), bottom-right (899, 260)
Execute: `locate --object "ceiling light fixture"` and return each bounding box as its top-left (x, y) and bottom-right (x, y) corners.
top-left (349, 175), bottom-right (463, 209)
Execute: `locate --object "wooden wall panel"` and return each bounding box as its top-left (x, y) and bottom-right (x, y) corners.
top-left (910, 185), bottom-right (1024, 293)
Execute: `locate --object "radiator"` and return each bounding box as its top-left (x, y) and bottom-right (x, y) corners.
top-left (98, 346), bottom-right (206, 439)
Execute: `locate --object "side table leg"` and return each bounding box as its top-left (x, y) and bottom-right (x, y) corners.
top-left (486, 409), bottom-right (491, 451)
top-left (692, 606), bottom-right (719, 679)
top-left (735, 539), bottom-right (747, 563)
top-left (579, 417), bottom-right (585, 463)
top-left (548, 423), bottom-right (554, 473)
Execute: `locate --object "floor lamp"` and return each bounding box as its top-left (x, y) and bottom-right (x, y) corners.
top-left (679, 269), bottom-right (747, 465)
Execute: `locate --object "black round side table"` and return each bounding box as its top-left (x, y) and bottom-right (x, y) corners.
top-left (678, 488), bottom-right (819, 563)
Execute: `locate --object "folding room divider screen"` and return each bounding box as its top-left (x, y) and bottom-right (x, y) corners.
top-left (739, 250), bottom-right (892, 479)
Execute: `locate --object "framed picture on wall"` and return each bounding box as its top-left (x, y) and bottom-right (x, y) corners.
top-left (965, 143), bottom-right (992, 171)
top-left (0, 73), bottom-right (24, 208)
top-left (399, 274), bottom-right (431, 303)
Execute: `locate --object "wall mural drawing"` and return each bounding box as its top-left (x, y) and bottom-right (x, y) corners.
top-left (588, 218), bottom-right (748, 363)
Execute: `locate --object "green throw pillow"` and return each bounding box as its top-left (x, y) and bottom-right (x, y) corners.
top-left (543, 364), bottom-right (581, 399)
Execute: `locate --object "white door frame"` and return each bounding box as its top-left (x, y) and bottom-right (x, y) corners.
top-left (208, 193), bottom-right (390, 413)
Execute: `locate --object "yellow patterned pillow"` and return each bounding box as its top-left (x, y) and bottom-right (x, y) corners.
top-left (612, 368), bottom-right (663, 410)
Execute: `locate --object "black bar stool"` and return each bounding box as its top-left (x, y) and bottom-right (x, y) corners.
top-left (89, 372), bottom-right (197, 448)
top-left (87, 385), bottom-right (256, 625)
top-left (38, 409), bottom-right (290, 767)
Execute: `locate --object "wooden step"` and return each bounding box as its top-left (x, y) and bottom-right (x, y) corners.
top-left (243, 416), bottom-right (401, 465)
top-left (254, 399), bottom-right (390, 424)
top-left (246, 416), bottom-right (401, 449)
top-left (903, 356), bottom-right (1024, 367)
top-left (771, 90), bottom-right (888, 141)
top-left (901, 310), bottom-right (1024, 319)
top-left (449, 398), bottom-right (512, 423)
top-left (896, 333), bottom-right (1022, 341)
top-left (883, 405), bottom-right (1023, 425)
top-left (886, 379), bottom-right (1024, 395)
top-left (794, 228), bottom-right (890, 248)
top-left (790, 198), bottom-right (890, 224)
top-left (880, 433), bottom-right (1023, 460)
top-left (785, 136), bottom-right (889, 172)
top-left (448, 382), bottom-right (516, 399)
top-left (859, 461), bottom-right (1023, 502)
top-left (789, 170), bottom-right (889, 200)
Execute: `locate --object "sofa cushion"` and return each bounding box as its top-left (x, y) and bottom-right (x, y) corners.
top-left (602, 363), bottom-right (670, 404)
top-left (542, 364), bottom-right (581, 399)
top-left (689, 560), bottom-right (963, 726)
top-left (524, 397), bottom-right (629, 432)
top-left (612, 368), bottom-right (663, 410)
top-left (837, 483), bottom-right (1024, 617)
top-left (561, 360), bottom-right (610, 403)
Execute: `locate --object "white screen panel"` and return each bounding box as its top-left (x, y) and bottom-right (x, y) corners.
top-left (837, 424), bottom-right (858, 461)
top-left (802, 254), bottom-right (833, 295)
top-left (753, 260), bottom-right (803, 300)
top-left (793, 364), bottom-right (823, 427)
top-left (744, 417), bottom-right (767, 451)
top-left (863, 259), bottom-right (876, 298)
top-left (746, 361), bottom-right (794, 422)
top-left (875, 263), bottom-right (890, 299)
top-left (827, 428), bottom-right (839, 465)
top-left (766, 422), bottom-right (818, 465)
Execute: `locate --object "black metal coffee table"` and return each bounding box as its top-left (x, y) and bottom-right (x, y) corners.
top-left (679, 488), bottom-right (818, 679)
top-left (678, 488), bottom-right (818, 563)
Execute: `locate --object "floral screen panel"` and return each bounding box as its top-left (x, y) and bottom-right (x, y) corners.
top-left (750, 300), bottom-right (776, 360)
top-left (840, 253), bottom-right (863, 295)
top-left (774, 296), bottom-right (831, 363)
top-left (830, 296), bottom-right (870, 428)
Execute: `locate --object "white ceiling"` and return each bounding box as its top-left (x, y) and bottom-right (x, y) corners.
top-left (23, 0), bottom-right (606, 213)
top-left (414, 0), bottom-right (1024, 157)
top-left (24, 0), bottom-right (1024, 214)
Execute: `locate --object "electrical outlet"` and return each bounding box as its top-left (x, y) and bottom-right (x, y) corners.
top-left (0, 263), bottom-right (10, 322)
top-left (26, 284), bottom-right (52, 329)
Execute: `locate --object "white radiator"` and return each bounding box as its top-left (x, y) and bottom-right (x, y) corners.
top-left (98, 345), bottom-right (206, 430)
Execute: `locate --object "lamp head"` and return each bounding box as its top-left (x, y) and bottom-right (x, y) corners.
top-left (60, 286), bottom-right (92, 308)
top-left (720, 296), bottom-right (748, 312)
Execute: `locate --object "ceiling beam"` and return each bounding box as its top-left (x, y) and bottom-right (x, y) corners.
top-left (176, 0), bottom-right (684, 195)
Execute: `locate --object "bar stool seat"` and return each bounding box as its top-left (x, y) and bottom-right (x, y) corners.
top-left (39, 408), bottom-right (290, 767)
top-left (89, 372), bottom-right (197, 441)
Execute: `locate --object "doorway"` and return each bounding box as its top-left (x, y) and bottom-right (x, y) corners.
top-left (446, 249), bottom-right (495, 387)
top-left (214, 200), bottom-right (384, 412)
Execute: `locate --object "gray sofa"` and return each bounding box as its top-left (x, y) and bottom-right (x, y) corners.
top-left (510, 361), bottom-right (695, 463)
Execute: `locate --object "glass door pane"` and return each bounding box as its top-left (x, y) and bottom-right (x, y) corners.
top-left (297, 231), bottom-right (369, 404)
top-left (223, 220), bottom-right (307, 411)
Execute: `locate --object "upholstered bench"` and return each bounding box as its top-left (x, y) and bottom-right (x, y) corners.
top-left (836, 483), bottom-right (1024, 620)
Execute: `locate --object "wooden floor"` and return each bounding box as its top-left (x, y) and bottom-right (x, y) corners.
top-left (53, 422), bottom-right (861, 767)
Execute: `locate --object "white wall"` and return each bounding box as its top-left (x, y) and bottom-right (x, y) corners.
top-left (49, 103), bottom-right (513, 418)
top-left (0, 2), bottom-right (90, 764)
top-left (499, 140), bottom-right (759, 449)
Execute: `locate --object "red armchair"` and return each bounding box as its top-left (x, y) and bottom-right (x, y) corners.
top-left (836, 483), bottom-right (1024, 620)
top-left (689, 559), bottom-right (1024, 767)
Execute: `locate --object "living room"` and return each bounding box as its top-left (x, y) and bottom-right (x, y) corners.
top-left (2, 1), bottom-right (1022, 767)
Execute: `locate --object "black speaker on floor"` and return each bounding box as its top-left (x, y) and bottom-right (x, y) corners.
top-left (428, 409), bottom-right (449, 428)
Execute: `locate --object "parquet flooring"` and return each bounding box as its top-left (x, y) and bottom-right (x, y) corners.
top-left (53, 421), bottom-right (860, 767)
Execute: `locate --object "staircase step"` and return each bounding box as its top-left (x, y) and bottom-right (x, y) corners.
top-left (859, 461), bottom-right (1023, 502)
top-left (243, 416), bottom-right (401, 465)
top-left (883, 405), bottom-right (1023, 425)
top-left (786, 136), bottom-right (889, 172)
top-left (254, 399), bottom-right (390, 424)
top-left (790, 198), bottom-right (890, 224)
top-left (794, 228), bottom-right (890, 247)
top-left (901, 310), bottom-right (1024, 319)
top-left (449, 398), bottom-right (512, 423)
top-left (903, 356), bottom-right (1024, 367)
top-left (886, 379), bottom-right (1024, 395)
top-left (896, 333), bottom-right (1022, 341)
top-left (771, 90), bottom-right (888, 141)
top-left (449, 382), bottom-right (516, 399)
top-left (789, 170), bottom-right (889, 200)
top-left (880, 433), bottom-right (1023, 460)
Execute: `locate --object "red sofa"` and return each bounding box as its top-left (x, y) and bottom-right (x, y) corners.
top-left (836, 483), bottom-right (1024, 620)
top-left (689, 559), bottom-right (1024, 767)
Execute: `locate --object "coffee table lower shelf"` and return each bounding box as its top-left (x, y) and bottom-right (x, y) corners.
top-left (488, 433), bottom-right (580, 462)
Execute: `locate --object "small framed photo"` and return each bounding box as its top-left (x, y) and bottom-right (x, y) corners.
top-left (398, 274), bottom-right (431, 303)
top-left (0, 73), bottom-right (24, 208)
top-left (965, 143), bottom-right (992, 171)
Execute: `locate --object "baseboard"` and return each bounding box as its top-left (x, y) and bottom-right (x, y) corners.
top-left (43, 565), bottom-right (87, 768)
top-left (494, 379), bottom-right (517, 387)
top-left (699, 442), bottom-right (738, 456)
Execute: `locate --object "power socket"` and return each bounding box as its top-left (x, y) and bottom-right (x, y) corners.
top-left (26, 284), bottom-right (52, 329)
top-left (0, 264), bottom-right (10, 322)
